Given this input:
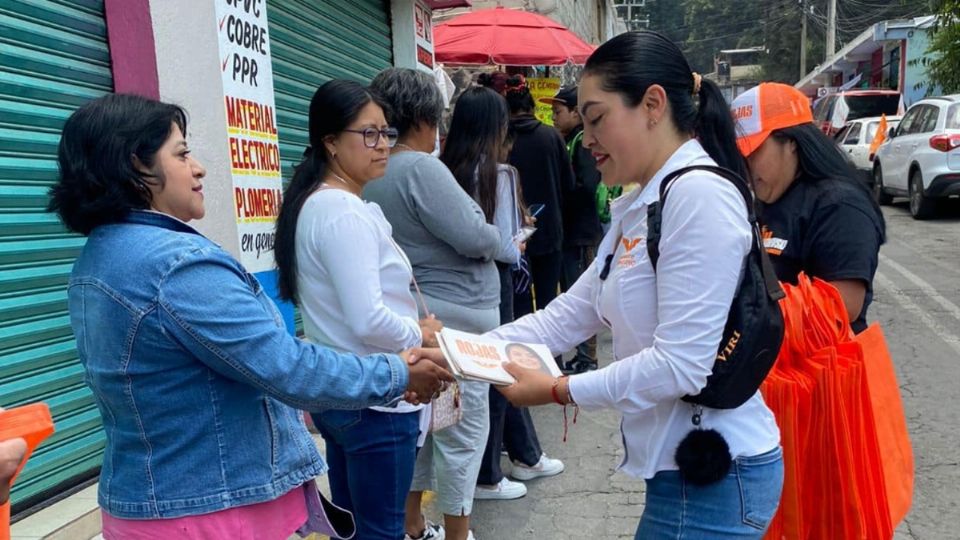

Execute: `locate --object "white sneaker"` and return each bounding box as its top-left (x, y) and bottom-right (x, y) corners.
top-left (474, 477), bottom-right (527, 500)
top-left (405, 520), bottom-right (445, 540)
top-left (510, 453), bottom-right (565, 481)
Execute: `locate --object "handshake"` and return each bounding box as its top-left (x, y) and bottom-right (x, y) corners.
top-left (400, 347), bottom-right (455, 405)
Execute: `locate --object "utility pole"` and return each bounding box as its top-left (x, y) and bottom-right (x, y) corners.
top-left (826, 0), bottom-right (837, 59)
top-left (800, 0), bottom-right (808, 79)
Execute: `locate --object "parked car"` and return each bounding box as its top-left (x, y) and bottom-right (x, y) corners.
top-left (873, 95), bottom-right (960, 219)
top-left (835, 115), bottom-right (901, 185)
top-left (813, 90), bottom-right (902, 136)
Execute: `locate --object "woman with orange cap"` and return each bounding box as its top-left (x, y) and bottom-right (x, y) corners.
top-left (731, 83), bottom-right (885, 333)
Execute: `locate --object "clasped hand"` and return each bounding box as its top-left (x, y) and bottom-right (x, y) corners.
top-left (400, 347), bottom-right (454, 405)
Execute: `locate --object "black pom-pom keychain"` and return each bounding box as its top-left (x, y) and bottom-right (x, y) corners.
top-left (674, 406), bottom-right (732, 486)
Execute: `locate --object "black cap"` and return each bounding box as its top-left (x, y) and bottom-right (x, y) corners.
top-left (538, 86), bottom-right (578, 108)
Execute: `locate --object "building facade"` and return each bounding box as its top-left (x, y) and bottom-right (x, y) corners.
top-left (795, 16), bottom-right (940, 107)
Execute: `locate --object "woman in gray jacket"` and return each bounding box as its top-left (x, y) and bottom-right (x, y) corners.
top-left (365, 68), bottom-right (500, 540)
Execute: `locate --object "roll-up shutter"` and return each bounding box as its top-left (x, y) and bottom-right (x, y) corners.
top-left (0, 0), bottom-right (113, 511)
top-left (268, 0), bottom-right (393, 334)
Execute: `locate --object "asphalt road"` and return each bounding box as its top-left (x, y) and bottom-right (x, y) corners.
top-left (463, 200), bottom-right (960, 539)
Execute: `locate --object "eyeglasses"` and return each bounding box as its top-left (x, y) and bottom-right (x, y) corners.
top-left (342, 127), bottom-right (399, 148)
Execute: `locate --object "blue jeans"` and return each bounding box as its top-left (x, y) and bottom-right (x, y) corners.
top-left (313, 409), bottom-right (420, 540)
top-left (636, 447), bottom-right (784, 539)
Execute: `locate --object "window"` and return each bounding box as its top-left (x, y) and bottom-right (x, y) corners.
top-left (907, 106), bottom-right (937, 134)
top-left (866, 121), bottom-right (879, 144)
top-left (844, 94), bottom-right (901, 120)
top-left (842, 123), bottom-right (862, 145)
top-left (920, 105), bottom-right (941, 133)
top-left (834, 125), bottom-right (850, 142)
top-left (614, 0), bottom-right (649, 30)
top-left (948, 104), bottom-right (960, 130)
top-left (897, 106), bottom-right (923, 135)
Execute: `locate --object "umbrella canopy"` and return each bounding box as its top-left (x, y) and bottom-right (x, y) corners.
top-left (434, 7), bottom-right (596, 66)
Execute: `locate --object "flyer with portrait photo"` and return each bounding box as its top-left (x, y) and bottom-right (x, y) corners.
top-left (436, 328), bottom-right (561, 385)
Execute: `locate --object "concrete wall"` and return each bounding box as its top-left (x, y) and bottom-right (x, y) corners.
top-left (549, 0), bottom-right (602, 44)
top-left (905, 29), bottom-right (938, 105)
top-left (393, 0), bottom-right (437, 73)
top-left (437, 0), bottom-right (624, 44)
top-left (149, 0), bottom-right (237, 254)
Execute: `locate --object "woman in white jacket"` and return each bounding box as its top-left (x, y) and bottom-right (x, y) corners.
top-left (273, 80), bottom-right (443, 540)
top-left (493, 31), bottom-right (784, 539)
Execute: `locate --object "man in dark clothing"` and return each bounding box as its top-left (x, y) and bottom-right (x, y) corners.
top-left (503, 77), bottom-right (575, 334)
top-left (542, 86), bottom-right (603, 373)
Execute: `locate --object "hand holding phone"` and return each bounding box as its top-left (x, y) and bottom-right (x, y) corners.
top-left (513, 226), bottom-right (537, 243)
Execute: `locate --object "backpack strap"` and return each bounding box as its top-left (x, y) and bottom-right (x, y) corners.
top-left (645, 165), bottom-right (784, 301)
top-left (566, 130), bottom-right (584, 162)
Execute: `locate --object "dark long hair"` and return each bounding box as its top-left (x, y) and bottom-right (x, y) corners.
top-left (274, 80), bottom-right (382, 303)
top-left (48, 94), bottom-right (188, 235)
top-left (502, 75), bottom-right (535, 115)
top-left (772, 123), bottom-right (886, 242)
top-left (583, 31), bottom-right (748, 179)
top-left (441, 87), bottom-right (509, 223)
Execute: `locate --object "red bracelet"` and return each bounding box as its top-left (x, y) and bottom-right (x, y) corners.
top-left (550, 377), bottom-right (566, 405)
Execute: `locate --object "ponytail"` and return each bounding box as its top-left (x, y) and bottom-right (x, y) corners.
top-left (274, 148), bottom-right (327, 303)
top-left (273, 79), bottom-right (380, 304)
top-left (694, 78), bottom-right (749, 180)
top-left (584, 31), bottom-right (748, 179)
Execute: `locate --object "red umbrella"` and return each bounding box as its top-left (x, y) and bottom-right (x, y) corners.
top-left (434, 7), bottom-right (596, 66)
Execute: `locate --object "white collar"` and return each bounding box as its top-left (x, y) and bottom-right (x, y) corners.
top-left (610, 139), bottom-right (713, 222)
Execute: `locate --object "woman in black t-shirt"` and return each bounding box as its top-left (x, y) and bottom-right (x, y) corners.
top-left (731, 83), bottom-right (885, 333)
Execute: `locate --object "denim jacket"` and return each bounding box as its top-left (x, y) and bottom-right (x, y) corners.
top-left (68, 211), bottom-right (409, 519)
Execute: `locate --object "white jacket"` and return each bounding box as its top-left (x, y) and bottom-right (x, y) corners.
top-left (487, 140), bottom-right (780, 478)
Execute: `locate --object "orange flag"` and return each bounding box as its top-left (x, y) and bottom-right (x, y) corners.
top-left (869, 114), bottom-right (888, 158)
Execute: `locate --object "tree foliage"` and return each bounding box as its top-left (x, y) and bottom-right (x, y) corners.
top-left (638, 0), bottom-right (937, 85)
top-left (919, 0), bottom-right (960, 94)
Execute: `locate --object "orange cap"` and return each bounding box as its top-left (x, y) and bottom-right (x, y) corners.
top-left (731, 83), bottom-right (814, 157)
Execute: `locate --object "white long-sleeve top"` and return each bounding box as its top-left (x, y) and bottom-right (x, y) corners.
top-left (491, 164), bottom-right (522, 264)
top-left (487, 140), bottom-right (780, 478)
top-left (296, 188), bottom-right (423, 413)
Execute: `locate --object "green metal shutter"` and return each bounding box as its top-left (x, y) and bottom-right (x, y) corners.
top-left (268, 0), bottom-right (393, 334)
top-left (0, 0), bottom-right (112, 510)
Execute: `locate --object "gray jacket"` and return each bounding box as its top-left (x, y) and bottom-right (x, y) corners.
top-left (364, 151), bottom-right (501, 309)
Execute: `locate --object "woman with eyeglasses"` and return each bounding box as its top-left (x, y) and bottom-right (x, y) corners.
top-left (273, 79), bottom-right (443, 539)
top-left (366, 68), bottom-right (502, 540)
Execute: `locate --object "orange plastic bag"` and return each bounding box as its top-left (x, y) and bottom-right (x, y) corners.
top-left (0, 403), bottom-right (55, 540)
top-left (855, 323), bottom-right (914, 526)
top-left (762, 275), bottom-right (913, 539)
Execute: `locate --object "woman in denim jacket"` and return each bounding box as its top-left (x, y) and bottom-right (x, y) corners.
top-left (47, 94), bottom-right (452, 540)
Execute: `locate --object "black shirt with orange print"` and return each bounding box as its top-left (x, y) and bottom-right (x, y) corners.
top-left (758, 176), bottom-right (884, 333)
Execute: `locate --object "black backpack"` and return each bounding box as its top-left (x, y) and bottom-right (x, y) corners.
top-left (646, 165), bottom-right (785, 410)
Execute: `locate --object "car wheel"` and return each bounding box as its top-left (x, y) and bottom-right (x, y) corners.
top-left (873, 164), bottom-right (892, 205)
top-left (909, 168), bottom-right (936, 220)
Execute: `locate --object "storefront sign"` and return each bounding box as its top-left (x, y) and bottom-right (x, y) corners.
top-left (414, 1), bottom-right (434, 72)
top-left (216, 0), bottom-right (281, 273)
top-left (529, 77), bottom-right (561, 127)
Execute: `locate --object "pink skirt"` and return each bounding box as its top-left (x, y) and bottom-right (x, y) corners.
top-left (102, 486), bottom-right (307, 540)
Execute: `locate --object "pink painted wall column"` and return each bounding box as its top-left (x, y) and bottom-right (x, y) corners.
top-left (104, 0), bottom-right (159, 98)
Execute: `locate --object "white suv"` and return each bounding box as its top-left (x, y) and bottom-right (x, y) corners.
top-left (835, 115), bottom-right (901, 185)
top-left (873, 95), bottom-right (960, 219)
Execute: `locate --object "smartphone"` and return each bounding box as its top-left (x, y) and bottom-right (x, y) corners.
top-left (528, 204), bottom-right (545, 218)
top-left (513, 226), bottom-right (537, 243)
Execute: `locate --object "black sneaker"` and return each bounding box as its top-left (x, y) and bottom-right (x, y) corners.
top-left (569, 358), bottom-right (598, 374)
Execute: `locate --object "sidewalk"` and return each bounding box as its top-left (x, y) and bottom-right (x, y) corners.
top-left (434, 329), bottom-right (649, 539)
